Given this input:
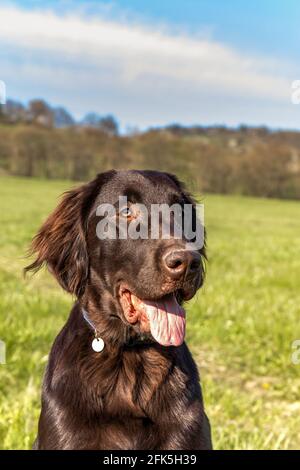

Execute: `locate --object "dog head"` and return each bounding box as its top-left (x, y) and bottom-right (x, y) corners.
top-left (26, 170), bottom-right (206, 347)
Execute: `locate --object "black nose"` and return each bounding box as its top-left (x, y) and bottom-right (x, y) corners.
top-left (162, 248), bottom-right (201, 280)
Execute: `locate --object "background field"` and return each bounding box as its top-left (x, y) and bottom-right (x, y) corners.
top-left (0, 175), bottom-right (300, 450)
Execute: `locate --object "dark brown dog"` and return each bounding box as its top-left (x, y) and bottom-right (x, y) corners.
top-left (26, 170), bottom-right (212, 450)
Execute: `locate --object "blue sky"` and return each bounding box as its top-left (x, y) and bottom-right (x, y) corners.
top-left (1, 0), bottom-right (300, 129)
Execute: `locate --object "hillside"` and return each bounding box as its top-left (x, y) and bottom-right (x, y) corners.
top-left (1, 123), bottom-right (300, 199)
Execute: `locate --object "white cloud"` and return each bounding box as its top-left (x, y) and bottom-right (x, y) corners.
top-left (0, 5), bottom-right (296, 128)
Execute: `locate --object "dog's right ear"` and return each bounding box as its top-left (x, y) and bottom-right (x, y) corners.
top-left (24, 171), bottom-right (116, 297)
top-left (24, 170), bottom-right (116, 297)
top-left (25, 183), bottom-right (92, 297)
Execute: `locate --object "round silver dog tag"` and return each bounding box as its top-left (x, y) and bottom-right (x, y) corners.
top-left (92, 337), bottom-right (105, 352)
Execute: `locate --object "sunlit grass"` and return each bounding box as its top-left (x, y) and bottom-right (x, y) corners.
top-left (0, 176), bottom-right (299, 449)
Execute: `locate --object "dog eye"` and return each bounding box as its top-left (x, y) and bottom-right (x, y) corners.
top-left (120, 206), bottom-right (132, 217)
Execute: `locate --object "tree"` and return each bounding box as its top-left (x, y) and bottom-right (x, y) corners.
top-left (53, 107), bottom-right (75, 128)
top-left (27, 99), bottom-right (54, 127)
top-left (98, 115), bottom-right (119, 136)
top-left (81, 112), bottom-right (102, 127)
top-left (81, 113), bottom-right (119, 135)
top-left (0, 99), bottom-right (26, 123)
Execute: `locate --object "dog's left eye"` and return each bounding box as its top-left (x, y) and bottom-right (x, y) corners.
top-left (120, 206), bottom-right (132, 217)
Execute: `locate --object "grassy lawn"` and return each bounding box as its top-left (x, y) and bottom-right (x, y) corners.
top-left (0, 175), bottom-right (300, 449)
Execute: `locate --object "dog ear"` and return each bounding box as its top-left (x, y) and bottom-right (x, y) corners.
top-left (24, 175), bottom-right (108, 297)
top-left (163, 172), bottom-right (195, 204)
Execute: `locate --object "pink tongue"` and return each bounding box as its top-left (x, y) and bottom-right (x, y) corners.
top-left (133, 294), bottom-right (186, 347)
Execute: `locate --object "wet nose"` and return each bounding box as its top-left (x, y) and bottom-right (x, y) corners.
top-left (162, 248), bottom-right (201, 280)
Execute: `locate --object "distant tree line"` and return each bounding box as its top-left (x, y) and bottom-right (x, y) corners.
top-left (0, 99), bottom-right (300, 199)
top-left (0, 98), bottom-right (119, 135)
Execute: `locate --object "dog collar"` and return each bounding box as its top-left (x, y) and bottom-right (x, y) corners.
top-left (82, 308), bottom-right (105, 353)
top-left (82, 308), bottom-right (154, 350)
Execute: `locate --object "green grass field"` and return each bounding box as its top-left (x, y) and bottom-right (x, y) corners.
top-left (0, 176), bottom-right (300, 450)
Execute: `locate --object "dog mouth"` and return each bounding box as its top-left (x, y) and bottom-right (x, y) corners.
top-left (119, 287), bottom-right (186, 347)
